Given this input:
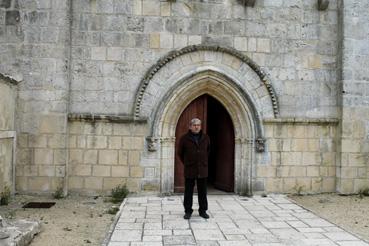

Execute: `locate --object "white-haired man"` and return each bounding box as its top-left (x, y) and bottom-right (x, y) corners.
top-left (178, 118), bottom-right (210, 219)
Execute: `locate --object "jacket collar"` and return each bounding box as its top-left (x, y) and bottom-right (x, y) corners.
top-left (186, 130), bottom-right (204, 143)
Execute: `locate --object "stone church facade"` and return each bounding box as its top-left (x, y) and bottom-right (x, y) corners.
top-left (0, 0), bottom-right (368, 195)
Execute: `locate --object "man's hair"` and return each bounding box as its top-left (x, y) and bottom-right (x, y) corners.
top-left (190, 118), bottom-right (201, 126)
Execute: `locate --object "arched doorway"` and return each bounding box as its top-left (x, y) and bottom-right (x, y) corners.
top-left (145, 71), bottom-right (263, 196)
top-left (174, 94), bottom-right (235, 193)
top-left (133, 46), bottom-right (278, 196)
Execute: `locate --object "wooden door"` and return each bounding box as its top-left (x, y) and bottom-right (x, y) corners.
top-left (174, 95), bottom-right (207, 193)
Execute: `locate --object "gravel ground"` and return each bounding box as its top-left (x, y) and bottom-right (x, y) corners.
top-left (289, 193), bottom-right (369, 242)
top-left (0, 194), bottom-right (117, 246)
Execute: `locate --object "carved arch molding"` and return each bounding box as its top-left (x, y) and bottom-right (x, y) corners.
top-left (132, 45), bottom-right (279, 120)
top-left (132, 45), bottom-right (280, 154)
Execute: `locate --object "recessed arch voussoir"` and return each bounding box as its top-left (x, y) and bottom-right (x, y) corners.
top-left (133, 45), bottom-right (279, 120)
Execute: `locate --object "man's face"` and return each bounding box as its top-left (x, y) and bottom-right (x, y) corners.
top-left (189, 122), bottom-right (201, 134)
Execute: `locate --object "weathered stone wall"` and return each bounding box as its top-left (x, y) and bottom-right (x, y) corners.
top-left (66, 0), bottom-right (342, 194)
top-left (4, 0), bottom-right (369, 195)
top-left (1, 0), bottom-right (72, 193)
top-left (0, 77), bottom-right (17, 193)
top-left (70, 0), bottom-right (339, 118)
top-left (0, 0), bottom-right (23, 80)
top-left (0, 138), bottom-right (13, 193)
top-left (337, 0), bottom-right (369, 194)
top-left (67, 121), bottom-right (150, 195)
top-left (66, 120), bottom-right (339, 195)
top-left (257, 121), bottom-right (337, 194)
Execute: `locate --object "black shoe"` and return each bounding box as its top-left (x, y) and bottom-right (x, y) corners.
top-left (199, 211), bottom-right (209, 219)
top-left (183, 213), bottom-right (192, 220)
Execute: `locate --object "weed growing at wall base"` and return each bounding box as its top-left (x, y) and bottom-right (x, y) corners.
top-left (52, 185), bottom-right (64, 199)
top-left (111, 184), bottom-right (129, 203)
top-left (359, 187), bottom-right (369, 198)
top-left (0, 186), bottom-right (11, 205)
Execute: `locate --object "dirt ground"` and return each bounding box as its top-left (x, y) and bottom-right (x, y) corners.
top-left (0, 194), bottom-right (117, 246)
top-left (289, 193), bottom-right (369, 241)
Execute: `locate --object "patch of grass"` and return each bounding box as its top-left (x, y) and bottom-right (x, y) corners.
top-left (0, 186), bottom-right (11, 205)
top-left (358, 187), bottom-right (369, 198)
top-left (106, 206), bottom-right (120, 215)
top-left (103, 197), bottom-right (111, 203)
top-left (53, 185), bottom-right (64, 199)
top-left (293, 184), bottom-right (304, 196)
top-left (111, 184), bottom-right (129, 204)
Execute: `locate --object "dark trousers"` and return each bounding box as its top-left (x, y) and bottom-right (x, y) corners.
top-left (183, 178), bottom-right (208, 214)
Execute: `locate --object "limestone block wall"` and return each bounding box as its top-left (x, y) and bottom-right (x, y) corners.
top-left (7, 0), bottom-right (72, 193)
top-left (67, 121), bottom-right (151, 195)
top-left (70, 0), bottom-right (339, 118)
top-left (67, 119), bottom-right (339, 195)
top-left (5, 0), bottom-right (369, 195)
top-left (0, 77), bottom-right (17, 193)
top-left (0, 138), bottom-right (13, 193)
top-left (337, 0), bottom-right (369, 193)
top-left (64, 0), bottom-right (342, 195)
top-left (257, 121), bottom-right (338, 194)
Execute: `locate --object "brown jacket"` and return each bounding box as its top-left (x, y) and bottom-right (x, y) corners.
top-left (178, 130), bottom-right (210, 178)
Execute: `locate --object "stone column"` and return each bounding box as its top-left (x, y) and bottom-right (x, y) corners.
top-left (160, 137), bottom-right (175, 194)
top-left (337, 0), bottom-right (369, 193)
top-left (235, 138), bottom-right (254, 196)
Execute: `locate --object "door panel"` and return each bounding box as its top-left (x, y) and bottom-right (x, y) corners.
top-left (174, 95), bottom-right (207, 193)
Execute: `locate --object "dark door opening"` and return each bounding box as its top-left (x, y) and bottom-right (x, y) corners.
top-left (174, 94), bottom-right (235, 193)
top-left (207, 96), bottom-right (235, 192)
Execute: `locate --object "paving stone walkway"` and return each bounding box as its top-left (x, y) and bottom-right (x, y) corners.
top-left (107, 194), bottom-right (369, 246)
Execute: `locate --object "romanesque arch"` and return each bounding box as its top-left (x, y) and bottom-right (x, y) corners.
top-left (134, 45), bottom-right (279, 195)
top-left (133, 45), bottom-right (279, 120)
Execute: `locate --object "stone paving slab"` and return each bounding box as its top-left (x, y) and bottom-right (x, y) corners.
top-left (106, 194), bottom-right (369, 246)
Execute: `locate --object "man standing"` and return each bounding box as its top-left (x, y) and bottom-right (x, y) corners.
top-left (178, 118), bottom-right (210, 220)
